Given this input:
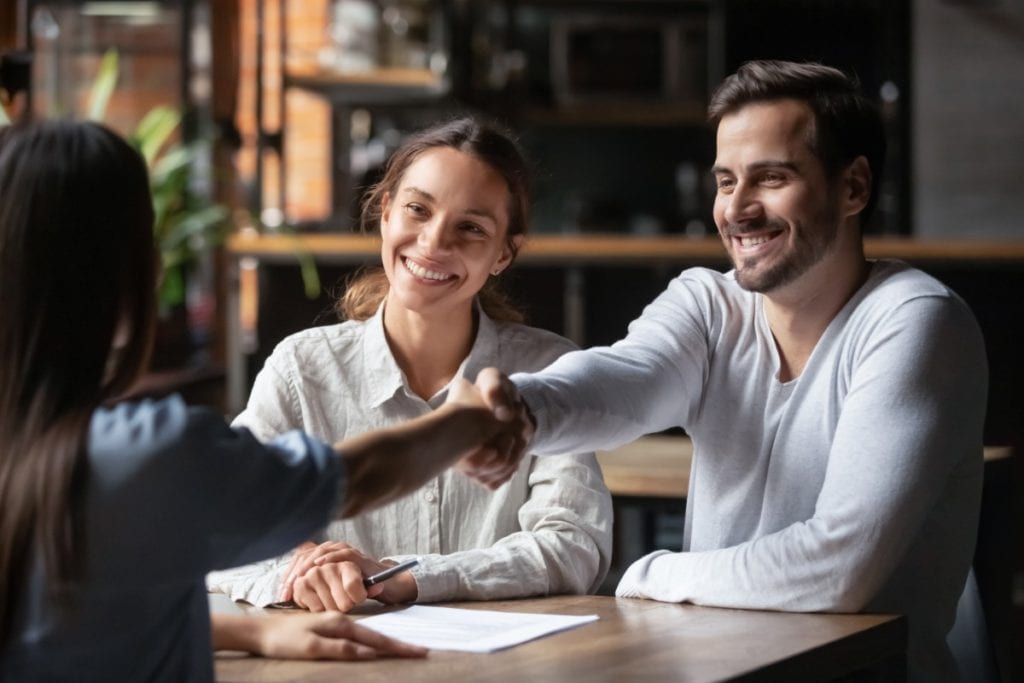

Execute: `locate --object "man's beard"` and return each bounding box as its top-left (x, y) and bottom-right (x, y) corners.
top-left (726, 206), bottom-right (841, 293)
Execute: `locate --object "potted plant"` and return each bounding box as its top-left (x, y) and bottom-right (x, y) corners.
top-left (88, 49), bottom-right (229, 367)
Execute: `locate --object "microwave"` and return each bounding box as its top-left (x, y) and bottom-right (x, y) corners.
top-left (550, 13), bottom-right (708, 107)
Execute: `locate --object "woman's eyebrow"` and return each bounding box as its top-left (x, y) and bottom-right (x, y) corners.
top-left (403, 186), bottom-right (499, 226)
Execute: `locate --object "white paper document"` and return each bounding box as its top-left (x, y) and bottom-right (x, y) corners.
top-left (357, 605), bottom-right (599, 653)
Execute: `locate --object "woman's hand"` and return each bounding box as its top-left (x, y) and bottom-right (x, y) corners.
top-left (278, 541), bottom-right (418, 611)
top-left (212, 612), bottom-right (426, 660)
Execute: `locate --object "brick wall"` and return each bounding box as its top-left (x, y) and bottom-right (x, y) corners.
top-left (237, 0), bottom-right (331, 224)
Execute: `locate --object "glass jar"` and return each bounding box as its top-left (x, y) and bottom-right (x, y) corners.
top-left (324, 0), bottom-right (380, 72)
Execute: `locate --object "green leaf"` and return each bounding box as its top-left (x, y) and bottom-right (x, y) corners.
top-left (159, 205), bottom-right (226, 271)
top-left (81, 48), bottom-right (235, 316)
top-left (297, 249), bottom-right (322, 299)
top-left (159, 264), bottom-right (186, 310)
top-left (87, 49), bottom-right (119, 121)
top-left (276, 231), bottom-right (322, 299)
top-left (150, 144), bottom-right (194, 184)
top-left (132, 106), bottom-right (181, 166)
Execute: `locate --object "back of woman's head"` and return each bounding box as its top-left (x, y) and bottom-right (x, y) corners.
top-left (0, 119), bottom-right (156, 412)
top-left (340, 116), bottom-right (530, 322)
top-left (0, 120), bottom-right (156, 642)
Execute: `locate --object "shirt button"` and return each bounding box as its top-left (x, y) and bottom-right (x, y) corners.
top-left (424, 490), bottom-right (437, 503)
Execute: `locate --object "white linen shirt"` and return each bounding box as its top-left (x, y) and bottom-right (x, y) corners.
top-left (208, 305), bottom-right (612, 607)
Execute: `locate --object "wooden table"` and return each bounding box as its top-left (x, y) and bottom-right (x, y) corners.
top-left (596, 435), bottom-right (1011, 500)
top-left (215, 595), bottom-right (906, 682)
top-left (593, 436), bottom-right (1010, 589)
top-left (597, 435), bottom-right (693, 499)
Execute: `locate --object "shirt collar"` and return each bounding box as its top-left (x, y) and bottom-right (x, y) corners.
top-left (360, 299), bottom-right (503, 409)
top-left (361, 302), bottom-right (407, 408)
top-left (460, 299), bottom-right (501, 386)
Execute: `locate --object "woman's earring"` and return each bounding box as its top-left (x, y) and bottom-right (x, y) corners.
top-left (492, 268), bottom-right (502, 276)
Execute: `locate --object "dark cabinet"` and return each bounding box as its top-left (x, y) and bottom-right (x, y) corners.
top-left (253, 0), bottom-right (911, 237)
top-left (721, 0), bottom-right (911, 235)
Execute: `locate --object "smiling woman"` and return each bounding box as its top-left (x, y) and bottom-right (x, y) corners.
top-left (207, 116), bottom-right (612, 614)
top-left (342, 117), bottom-right (530, 327)
top-left (377, 146), bottom-right (521, 368)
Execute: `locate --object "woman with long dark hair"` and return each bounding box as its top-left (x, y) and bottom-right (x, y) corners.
top-left (0, 119), bottom-right (522, 681)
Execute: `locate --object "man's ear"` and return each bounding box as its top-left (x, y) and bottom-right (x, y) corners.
top-left (842, 156), bottom-right (872, 219)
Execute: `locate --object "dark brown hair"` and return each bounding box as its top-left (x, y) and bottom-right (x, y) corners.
top-left (339, 116), bottom-right (529, 323)
top-left (0, 120), bottom-right (157, 643)
top-left (708, 60), bottom-right (886, 226)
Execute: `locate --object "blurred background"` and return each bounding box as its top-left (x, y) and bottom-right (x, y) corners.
top-left (1, 1), bottom-right (1022, 680)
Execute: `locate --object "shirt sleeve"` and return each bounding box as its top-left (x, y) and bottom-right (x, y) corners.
top-left (211, 343), bottom-right (335, 603)
top-left (404, 453), bottom-right (614, 603)
top-left (513, 274), bottom-right (712, 455)
top-left (615, 295), bottom-right (987, 612)
top-left (185, 414), bottom-right (345, 572)
top-left (87, 399), bottom-right (344, 586)
top-left (231, 349), bottom-right (302, 442)
top-left (205, 554), bottom-right (292, 607)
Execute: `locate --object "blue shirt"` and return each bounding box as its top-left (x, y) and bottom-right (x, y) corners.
top-left (1, 395), bottom-right (343, 682)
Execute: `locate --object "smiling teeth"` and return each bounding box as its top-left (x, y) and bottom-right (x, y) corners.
top-left (404, 258), bottom-right (451, 281)
top-left (739, 235), bottom-right (773, 247)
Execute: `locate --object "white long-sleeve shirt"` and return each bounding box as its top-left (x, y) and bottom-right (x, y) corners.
top-left (513, 260), bottom-right (987, 682)
top-left (208, 305), bottom-right (612, 607)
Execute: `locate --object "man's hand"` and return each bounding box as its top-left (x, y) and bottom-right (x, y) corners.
top-left (278, 541), bottom-right (417, 611)
top-left (212, 612), bottom-right (426, 660)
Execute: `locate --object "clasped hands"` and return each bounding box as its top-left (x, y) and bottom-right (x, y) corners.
top-left (449, 367), bottom-right (534, 489)
top-left (278, 541), bottom-right (414, 612)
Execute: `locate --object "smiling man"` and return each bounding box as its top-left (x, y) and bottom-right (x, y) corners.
top-left (474, 61), bottom-right (988, 681)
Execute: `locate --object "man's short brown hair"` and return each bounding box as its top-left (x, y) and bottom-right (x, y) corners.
top-left (709, 60), bottom-right (886, 227)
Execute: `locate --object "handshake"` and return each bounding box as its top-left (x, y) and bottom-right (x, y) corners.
top-left (338, 368), bottom-right (534, 518)
top-left (446, 367), bottom-right (535, 489)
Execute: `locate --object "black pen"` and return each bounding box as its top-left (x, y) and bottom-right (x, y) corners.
top-left (363, 559), bottom-right (419, 587)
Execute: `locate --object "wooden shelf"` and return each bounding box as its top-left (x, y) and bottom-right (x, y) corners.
top-left (225, 231), bottom-right (1024, 414)
top-left (284, 66), bottom-right (448, 103)
top-left (228, 232), bottom-right (1024, 266)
